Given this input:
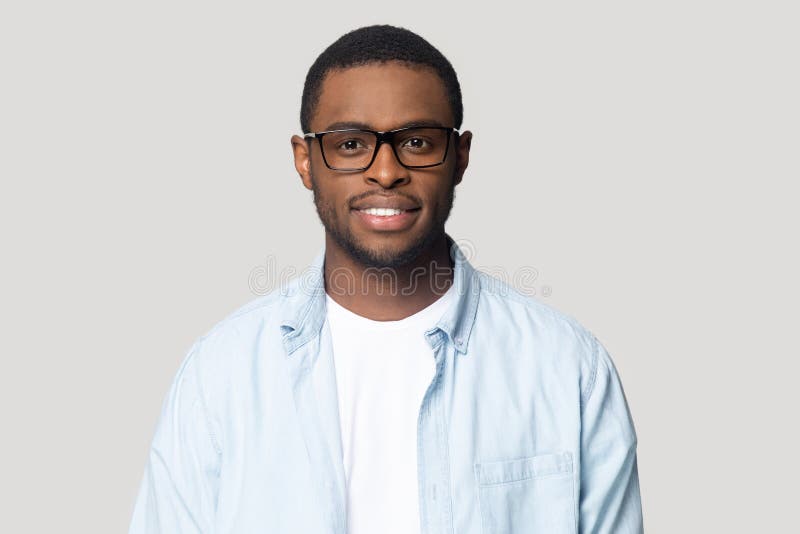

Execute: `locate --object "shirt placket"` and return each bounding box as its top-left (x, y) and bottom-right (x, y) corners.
top-left (417, 329), bottom-right (454, 534)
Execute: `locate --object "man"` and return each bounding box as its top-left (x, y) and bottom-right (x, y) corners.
top-left (130, 24), bottom-right (643, 534)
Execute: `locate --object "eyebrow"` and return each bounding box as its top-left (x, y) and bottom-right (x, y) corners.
top-left (321, 119), bottom-right (447, 131)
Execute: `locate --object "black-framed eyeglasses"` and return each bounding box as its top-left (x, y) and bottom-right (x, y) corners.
top-left (303, 126), bottom-right (459, 171)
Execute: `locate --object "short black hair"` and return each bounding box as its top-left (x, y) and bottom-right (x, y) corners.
top-left (300, 25), bottom-right (463, 133)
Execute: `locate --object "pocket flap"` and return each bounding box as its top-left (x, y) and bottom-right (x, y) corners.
top-left (474, 451), bottom-right (573, 486)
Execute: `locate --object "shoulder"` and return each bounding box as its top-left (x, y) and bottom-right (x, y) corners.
top-left (474, 269), bottom-right (602, 400)
top-left (476, 269), bottom-right (594, 342)
top-left (202, 289), bottom-right (283, 345)
top-left (178, 286), bottom-right (293, 390)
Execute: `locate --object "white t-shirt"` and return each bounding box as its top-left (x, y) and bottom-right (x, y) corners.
top-left (325, 285), bottom-right (456, 534)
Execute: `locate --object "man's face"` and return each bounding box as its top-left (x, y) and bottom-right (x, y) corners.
top-left (291, 62), bottom-right (472, 269)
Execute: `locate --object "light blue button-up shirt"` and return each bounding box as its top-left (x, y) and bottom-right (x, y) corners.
top-left (129, 234), bottom-right (643, 533)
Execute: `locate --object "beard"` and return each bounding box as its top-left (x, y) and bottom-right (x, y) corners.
top-left (310, 170), bottom-right (456, 270)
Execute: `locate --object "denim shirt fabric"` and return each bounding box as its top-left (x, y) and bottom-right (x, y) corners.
top-left (129, 235), bottom-right (644, 533)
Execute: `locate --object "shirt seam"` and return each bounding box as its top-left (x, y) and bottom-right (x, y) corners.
top-left (581, 335), bottom-right (601, 408)
top-left (188, 341), bottom-right (223, 456)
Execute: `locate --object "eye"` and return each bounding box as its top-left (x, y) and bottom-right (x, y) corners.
top-left (339, 139), bottom-right (366, 151)
top-left (402, 137), bottom-right (429, 150)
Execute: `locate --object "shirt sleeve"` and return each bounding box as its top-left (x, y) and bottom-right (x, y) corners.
top-left (129, 342), bottom-right (222, 534)
top-left (579, 336), bottom-right (644, 534)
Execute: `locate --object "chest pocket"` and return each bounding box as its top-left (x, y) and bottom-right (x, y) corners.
top-left (474, 451), bottom-right (576, 534)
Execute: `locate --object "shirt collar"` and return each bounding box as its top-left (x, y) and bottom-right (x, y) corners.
top-left (279, 232), bottom-right (481, 356)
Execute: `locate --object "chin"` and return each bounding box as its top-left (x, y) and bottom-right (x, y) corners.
top-left (343, 234), bottom-right (427, 270)
top-left (354, 244), bottom-right (418, 270)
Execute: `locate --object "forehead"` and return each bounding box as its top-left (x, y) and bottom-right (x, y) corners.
top-left (312, 62), bottom-right (453, 131)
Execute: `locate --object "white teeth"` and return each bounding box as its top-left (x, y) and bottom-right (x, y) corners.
top-left (361, 208), bottom-right (405, 216)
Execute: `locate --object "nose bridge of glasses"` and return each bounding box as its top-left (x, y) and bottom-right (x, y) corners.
top-left (371, 131), bottom-right (404, 168)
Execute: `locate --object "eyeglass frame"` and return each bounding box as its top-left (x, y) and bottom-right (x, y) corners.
top-left (303, 125), bottom-right (460, 171)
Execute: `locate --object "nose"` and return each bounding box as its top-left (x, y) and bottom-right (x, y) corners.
top-left (364, 141), bottom-right (410, 188)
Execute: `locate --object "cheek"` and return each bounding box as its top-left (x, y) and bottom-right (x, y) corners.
top-left (311, 176), bottom-right (348, 212)
top-left (430, 180), bottom-right (455, 205)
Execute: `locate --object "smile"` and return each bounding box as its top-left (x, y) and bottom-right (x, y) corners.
top-left (352, 207), bottom-right (421, 231)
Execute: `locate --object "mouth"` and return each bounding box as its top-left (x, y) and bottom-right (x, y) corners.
top-left (351, 206), bottom-right (422, 231)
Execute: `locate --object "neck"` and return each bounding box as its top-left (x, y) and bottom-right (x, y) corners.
top-left (323, 233), bottom-right (454, 321)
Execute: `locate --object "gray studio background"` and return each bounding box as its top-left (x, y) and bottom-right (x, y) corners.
top-left (1, 1), bottom-right (797, 532)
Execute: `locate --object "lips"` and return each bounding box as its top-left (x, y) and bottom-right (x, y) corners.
top-left (352, 207), bottom-right (420, 231)
top-left (350, 194), bottom-right (422, 231)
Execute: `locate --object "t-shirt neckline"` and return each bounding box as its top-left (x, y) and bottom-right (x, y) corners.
top-left (325, 283), bottom-right (456, 331)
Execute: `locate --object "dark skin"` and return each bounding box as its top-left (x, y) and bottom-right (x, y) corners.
top-left (291, 62), bottom-right (472, 321)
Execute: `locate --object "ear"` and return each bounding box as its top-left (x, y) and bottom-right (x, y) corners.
top-left (453, 130), bottom-right (472, 186)
top-left (291, 135), bottom-right (314, 191)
